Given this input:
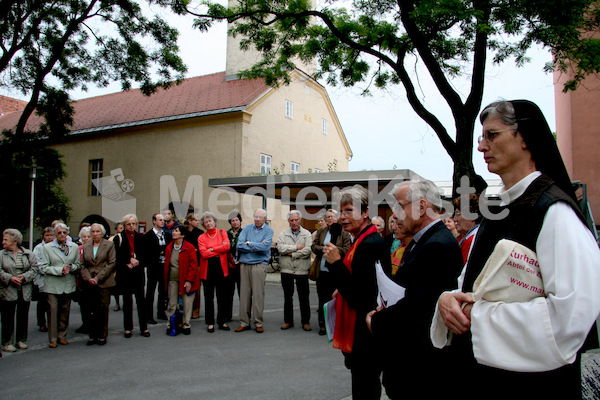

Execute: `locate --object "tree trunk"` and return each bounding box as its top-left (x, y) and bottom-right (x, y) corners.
top-left (452, 117), bottom-right (487, 196)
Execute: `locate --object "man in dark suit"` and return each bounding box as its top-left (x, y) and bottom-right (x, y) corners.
top-left (366, 179), bottom-right (463, 399)
top-left (143, 213), bottom-right (172, 323)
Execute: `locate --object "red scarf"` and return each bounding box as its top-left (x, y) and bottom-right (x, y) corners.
top-left (333, 224), bottom-right (378, 353)
top-left (126, 231), bottom-right (136, 257)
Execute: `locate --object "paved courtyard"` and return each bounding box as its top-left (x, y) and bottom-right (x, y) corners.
top-left (1, 272), bottom-right (598, 399)
top-left (1, 276), bottom-right (354, 400)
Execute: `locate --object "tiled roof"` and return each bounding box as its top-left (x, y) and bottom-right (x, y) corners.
top-left (0, 95), bottom-right (27, 117)
top-left (0, 72), bottom-right (270, 133)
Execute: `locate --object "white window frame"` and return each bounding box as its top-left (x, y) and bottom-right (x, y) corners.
top-left (285, 100), bottom-right (293, 119)
top-left (314, 168), bottom-right (322, 173)
top-left (260, 154), bottom-right (272, 175)
top-left (321, 118), bottom-right (327, 134)
top-left (291, 162), bottom-right (300, 174)
top-left (89, 159), bottom-right (103, 196)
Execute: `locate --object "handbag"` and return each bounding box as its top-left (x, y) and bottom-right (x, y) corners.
top-left (220, 229), bottom-right (237, 269)
top-left (168, 312), bottom-right (183, 336)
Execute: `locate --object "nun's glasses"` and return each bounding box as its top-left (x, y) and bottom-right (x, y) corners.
top-left (477, 128), bottom-right (516, 144)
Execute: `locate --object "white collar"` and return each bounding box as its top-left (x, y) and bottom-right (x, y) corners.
top-left (498, 171), bottom-right (542, 206)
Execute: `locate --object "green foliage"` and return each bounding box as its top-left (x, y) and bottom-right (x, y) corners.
top-left (0, 130), bottom-right (71, 233)
top-left (0, 0), bottom-right (188, 229)
top-left (174, 0), bottom-right (600, 193)
top-left (1, 0), bottom-right (188, 137)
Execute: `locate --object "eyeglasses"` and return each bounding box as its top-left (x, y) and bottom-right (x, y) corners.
top-left (393, 200), bottom-right (416, 212)
top-left (477, 128), bottom-right (515, 144)
top-left (55, 231), bottom-right (68, 235)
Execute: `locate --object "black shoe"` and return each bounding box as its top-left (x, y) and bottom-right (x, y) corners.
top-left (124, 331), bottom-right (132, 338)
top-left (140, 330), bottom-right (151, 337)
top-left (147, 319), bottom-right (158, 325)
top-left (87, 338), bottom-right (98, 346)
top-left (207, 325), bottom-right (215, 333)
top-left (97, 339), bottom-right (107, 346)
top-left (183, 327), bottom-right (191, 335)
top-left (218, 324), bottom-right (231, 331)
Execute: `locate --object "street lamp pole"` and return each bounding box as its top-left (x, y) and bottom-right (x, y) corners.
top-left (29, 164), bottom-right (37, 251)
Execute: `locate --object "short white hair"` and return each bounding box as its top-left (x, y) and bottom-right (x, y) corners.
top-left (254, 208), bottom-right (267, 220)
top-left (200, 211), bottom-right (217, 225)
top-left (91, 223), bottom-right (106, 236)
top-left (392, 179), bottom-right (443, 212)
top-left (53, 223), bottom-right (70, 234)
top-left (372, 216), bottom-right (385, 229)
top-left (3, 229), bottom-right (23, 246)
top-left (78, 226), bottom-right (91, 238)
top-left (287, 210), bottom-right (302, 220)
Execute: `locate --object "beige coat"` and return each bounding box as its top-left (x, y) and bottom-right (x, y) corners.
top-left (0, 248), bottom-right (39, 302)
top-left (277, 227), bottom-right (313, 275)
top-left (40, 240), bottom-right (80, 295)
top-left (80, 239), bottom-right (117, 288)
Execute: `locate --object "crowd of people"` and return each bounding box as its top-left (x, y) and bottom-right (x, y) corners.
top-left (1, 99), bottom-right (599, 398)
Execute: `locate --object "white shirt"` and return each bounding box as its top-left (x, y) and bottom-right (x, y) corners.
top-left (431, 172), bottom-right (600, 372)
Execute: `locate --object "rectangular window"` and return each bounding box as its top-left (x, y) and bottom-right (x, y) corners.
top-left (285, 100), bottom-right (293, 119)
top-left (89, 159), bottom-right (103, 196)
top-left (291, 162), bottom-right (300, 174)
top-left (321, 118), bottom-right (327, 134)
top-left (260, 154), bottom-right (272, 175)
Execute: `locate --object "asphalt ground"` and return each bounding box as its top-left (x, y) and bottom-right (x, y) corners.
top-left (1, 270), bottom-right (598, 399)
top-left (0, 272), bottom-right (355, 400)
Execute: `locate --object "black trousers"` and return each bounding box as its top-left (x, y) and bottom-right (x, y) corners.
top-left (281, 273), bottom-right (310, 325)
top-left (122, 284), bottom-right (147, 332)
top-left (83, 284), bottom-right (111, 339)
top-left (316, 270), bottom-right (336, 328)
top-left (0, 291), bottom-right (30, 346)
top-left (223, 266), bottom-right (240, 322)
top-left (203, 259), bottom-right (230, 326)
top-left (32, 285), bottom-right (47, 328)
top-left (145, 263), bottom-right (166, 319)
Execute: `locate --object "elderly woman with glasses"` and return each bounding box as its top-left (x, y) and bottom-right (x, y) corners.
top-left (39, 223), bottom-right (80, 348)
top-left (323, 185), bottom-right (391, 399)
top-left (198, 211), bottom-right (231, 332)
top-left (0, 229), bottom-right (39, 352)
top-left (114, 214), bottom-right (150, 338)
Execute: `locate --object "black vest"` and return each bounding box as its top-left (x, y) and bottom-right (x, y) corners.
top-left (463, 174), bottom-right (586, 292)
top-left (454, 174), bottom-right (595, 398)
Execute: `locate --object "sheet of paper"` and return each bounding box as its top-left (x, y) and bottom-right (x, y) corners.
top-left (376, 261), bottom-right (405, 308)
top-left (324, 297), bottom-right (337, 343)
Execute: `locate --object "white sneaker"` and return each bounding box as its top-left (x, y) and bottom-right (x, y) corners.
top-left (2, 344), bottom-right (17, 352)
top-left (16, 341), bottom-right (28, 350)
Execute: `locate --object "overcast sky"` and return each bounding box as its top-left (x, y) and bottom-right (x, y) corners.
top-left (4, 5), bottom-right (558, 184)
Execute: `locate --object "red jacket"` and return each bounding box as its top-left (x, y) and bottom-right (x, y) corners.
top-left (198, 229), bottom-right (230, 280)
top-left (163, 240), bottom-right (200, 295)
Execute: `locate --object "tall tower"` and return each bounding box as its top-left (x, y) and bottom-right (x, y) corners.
top-left (225, 0), bottom-right (317, 80)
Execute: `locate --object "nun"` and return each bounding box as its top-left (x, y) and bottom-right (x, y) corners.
top-left (432, 99), bottom-right (600, 397)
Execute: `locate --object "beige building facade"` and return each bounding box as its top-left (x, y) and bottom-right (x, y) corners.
top-left (0, 70), bottom-right (351, 235)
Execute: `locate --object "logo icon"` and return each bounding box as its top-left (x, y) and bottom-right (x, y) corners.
top-left (91, 168), bottom-right (136, 222)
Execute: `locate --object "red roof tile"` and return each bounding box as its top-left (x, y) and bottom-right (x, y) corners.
top-left (0, 95), bottom-right (27, 117)
top-left (0, 72), bottom-right (270, 133)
